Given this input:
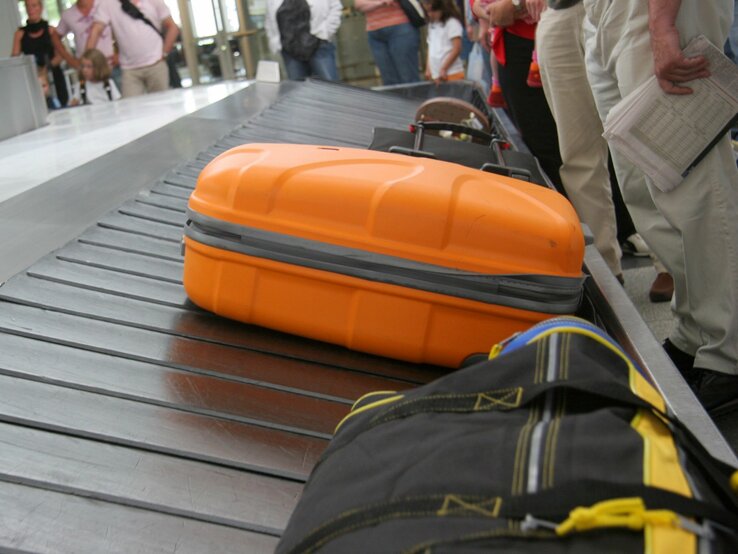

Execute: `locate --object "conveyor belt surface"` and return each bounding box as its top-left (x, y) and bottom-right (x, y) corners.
top-left (0, 79), bottom-right (734, 552)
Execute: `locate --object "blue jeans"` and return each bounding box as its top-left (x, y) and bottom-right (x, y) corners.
top-left (367, 23), bottom-right (420, 85)
top-left (282, 41), bottom-right (339, 81)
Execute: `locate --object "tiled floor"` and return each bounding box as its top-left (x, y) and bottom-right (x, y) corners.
top-left (621, 259), bottom-right (674, 342)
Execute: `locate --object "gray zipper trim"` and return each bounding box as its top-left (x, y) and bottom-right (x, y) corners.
top-left (185, 209), bottom-right (584, 314)
top-left (526, 333), bottom-right (559, 494)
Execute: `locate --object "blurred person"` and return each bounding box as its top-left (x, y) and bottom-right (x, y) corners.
top-left (69, 48), bottom-right (121, 105)
top-left (86, 0), bottom-right (179, 98)
top-left (472, 0), bottom-right (565, 195)
top-left (534, 0), bottom-right (674, 296)
top-left (423, 0), bottom-right (465, 84)
top-left (354, 0), bottom-right (421, 85)
top-left (264, 0), bottom-right (343, 81)
top-left (56, 0), bottom-right (119, 86)
top-left (37, 66), bottom-right (62, 110)
top-left (584, 0), bottom-right (738, 411)
top-left (13, 0), bottom-right (75, 107)
top-left (464, 0), bottom-right (492, 92)
top-left (533, 0), bottom-right (622, 279)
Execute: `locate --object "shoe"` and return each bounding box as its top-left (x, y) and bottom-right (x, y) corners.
top-left (487, 84), bottom-right (506, 109)
top-left (663, 339), bottom-right (698, 386)
top-left (692, 368), bottom-right (738, 412)
top-left (526, 62), bottom-right (542, 88)
top-left (620, 233), bottom-right (651, 257)
top-left (649, 272), bottom-right (674, 303)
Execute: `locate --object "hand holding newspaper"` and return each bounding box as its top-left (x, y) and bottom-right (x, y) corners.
top-left (603, 35), bottom-right (738, 192)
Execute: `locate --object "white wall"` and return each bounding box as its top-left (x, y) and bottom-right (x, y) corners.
top-left (0, 0), bottom-right (22, 58)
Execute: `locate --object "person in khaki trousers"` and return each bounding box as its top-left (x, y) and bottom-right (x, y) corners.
top-left (533, 0), bottom-right (622, 279)
top-left (86, 0), bottom-right (178, 97)
top-left (534, 0), bottom-right (674, 301)
top-left (583, 0), bottom-right (738, 412)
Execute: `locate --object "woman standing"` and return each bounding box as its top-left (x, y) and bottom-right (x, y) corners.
top-left (13, 0), bottom-right (74, 107)
top-left (355, 0), bottom-right (421, 85)
top-left (472, 0), bottom-right (564, 194)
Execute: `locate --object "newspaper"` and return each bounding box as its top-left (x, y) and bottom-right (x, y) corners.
top-left (603, 35), bottom-right (738, 192)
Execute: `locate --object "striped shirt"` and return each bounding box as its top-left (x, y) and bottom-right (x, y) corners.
top-left (365, 1), bottom-right (409, 31)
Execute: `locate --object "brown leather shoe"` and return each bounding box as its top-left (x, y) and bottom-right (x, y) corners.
top-left (649, 272), bottom-right (674, 302)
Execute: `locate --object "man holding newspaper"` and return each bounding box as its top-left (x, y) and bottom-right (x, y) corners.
top-left (584, 0), bottom-right (738, 412)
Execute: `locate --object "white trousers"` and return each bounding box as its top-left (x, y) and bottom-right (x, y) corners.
top-left (536, 3), bottom-right (622, 276)
top-left (583, 0), bottom-right (738, 374)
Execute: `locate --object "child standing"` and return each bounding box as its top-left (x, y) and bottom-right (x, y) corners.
top-left (70, 48), bottom-right (121, 106)
top-left (37, 66), bottom-right (62, 110)
top-left (423, 0), bottom-right (465, 84)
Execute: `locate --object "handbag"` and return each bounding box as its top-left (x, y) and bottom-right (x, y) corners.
top-left (398, 0), bottom-right (427, 27)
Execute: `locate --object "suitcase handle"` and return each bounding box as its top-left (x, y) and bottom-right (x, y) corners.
top-left (388, 145), bottom-right (437, 160)
top-left (414, 121), bottom-right (500, 145)
top-left (480, 162), bottom-right (533, 182)
top-left (412, 121), bottom-right (509, 167)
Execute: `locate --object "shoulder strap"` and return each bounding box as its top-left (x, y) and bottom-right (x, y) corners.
top-left (80, 81), bottom-right (88, 105)
top-left (103, 79), bottom-right (112, 100)
top-left (285, 482), bottom-right (738, 554)
top-left (118, 0), bottom-right (163, 38)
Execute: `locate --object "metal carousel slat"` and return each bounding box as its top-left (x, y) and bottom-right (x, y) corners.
top-left (0, 422), bottom-right (300, 534)
top-left (0, 481), bottom-right (280, 553)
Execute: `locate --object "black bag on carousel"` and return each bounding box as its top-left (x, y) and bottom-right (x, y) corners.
top-left (277, 317), bottom-right (738, 553)
top-left (277, 0), bottom-right (321, 62)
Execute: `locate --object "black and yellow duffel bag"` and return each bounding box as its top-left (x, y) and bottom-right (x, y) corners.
top-left (277, 317), bottom-right (738, 553)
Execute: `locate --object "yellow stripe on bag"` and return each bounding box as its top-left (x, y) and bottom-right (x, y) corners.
top-left (334, 394), bottom-right (404, 434)
top-left (631, 411), bottom-right (696, 553)
top-left (629, 370), bottom-right (666, 413)
top-left (351, 390), bottom-right (399, 411)
top-left (520, 325), bottom-right (667, 413)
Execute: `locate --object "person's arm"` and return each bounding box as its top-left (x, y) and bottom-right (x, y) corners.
top-left (323, 0), bottom-right (343, 39)
top-left (160, 16), bottom-right (179, 57)
top-left (648, 0), bottom-right (709, 94)
top-left (525, 0), bottom-right (546, 22)
top-left (439, 36), bottom-right (462, 81)
top-left (11, 29), bottom-right (23, 56)
top-left (264, 0), bottom-right (281, 53)
top-left (354, 0), bottom-right (392, 14)
top-left (50, 26), bottom-right (80, 69)
top-left (471, 0), bottom-right (486, 21)
top-left (85, 21), bottom-right (106, 51)
top-left (477, 0), bottom-right (519, 27)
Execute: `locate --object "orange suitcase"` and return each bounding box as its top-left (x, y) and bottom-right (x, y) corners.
top-left (183, 144), bottom-right (585, 367)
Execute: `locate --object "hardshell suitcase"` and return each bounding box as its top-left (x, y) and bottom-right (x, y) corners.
top-left (276, 318), bottom-right (738, 553)
top-left (183, 143), bottom-right (585, 367)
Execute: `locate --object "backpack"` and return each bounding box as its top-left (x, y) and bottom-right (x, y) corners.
top-left (276, 0), bottom-right (321, 62)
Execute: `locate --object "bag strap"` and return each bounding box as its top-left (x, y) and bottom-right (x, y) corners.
top-left (80, 81), bottom-right (88, 105)
top-left (103, 79), bottom-right (112, 101)
top-left (285, 481), bottom-right (738, 554)
top-left (342, 373), bottom-right (738, 511)
top-left (119, 0), bottom-right (163, 38)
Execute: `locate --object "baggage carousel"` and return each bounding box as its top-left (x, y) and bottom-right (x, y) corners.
top-left (0, 79), bottom-right (734, 552)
